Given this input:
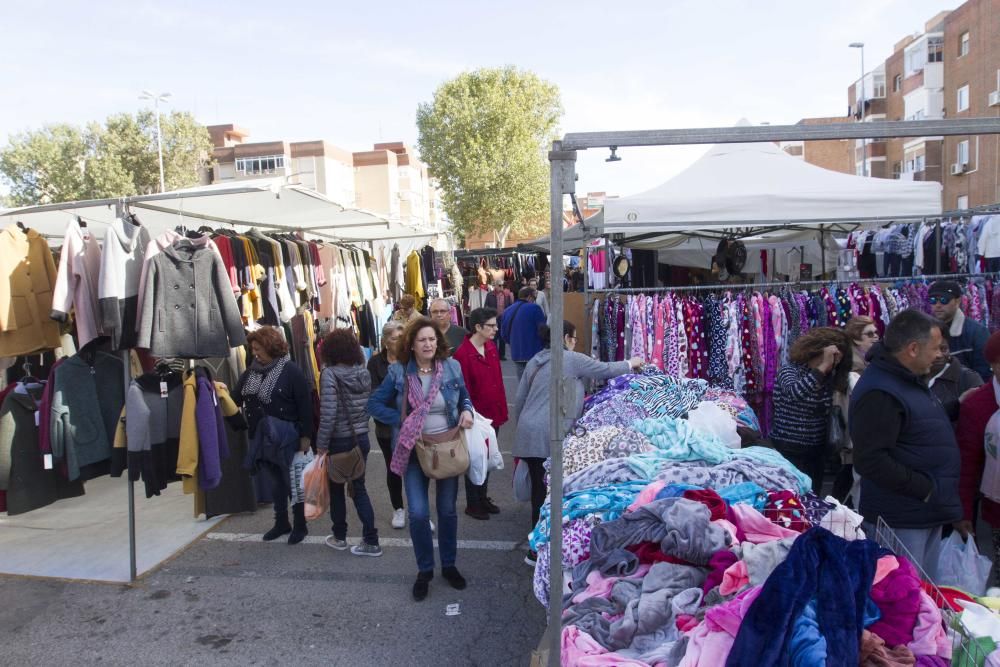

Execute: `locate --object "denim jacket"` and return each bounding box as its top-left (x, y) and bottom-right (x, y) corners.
top-left (367, 358), bottom-right (474, 448)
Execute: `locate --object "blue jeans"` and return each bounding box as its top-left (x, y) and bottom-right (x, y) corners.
top-left (328, 435), bottom-right (379, 546)
top-left (404, 451), bottom-right (459, 572)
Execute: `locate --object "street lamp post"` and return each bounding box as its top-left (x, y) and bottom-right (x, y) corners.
top-left (849, 42), bottom-right (866, 177)
top-left (139, 90), bottom-right (172, 192)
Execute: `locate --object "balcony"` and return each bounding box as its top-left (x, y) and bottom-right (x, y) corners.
top-left (853, 98), bottom-right (886, 120)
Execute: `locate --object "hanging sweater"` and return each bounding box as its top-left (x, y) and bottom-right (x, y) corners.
top-left (769, 363), bottom-right (832, 449)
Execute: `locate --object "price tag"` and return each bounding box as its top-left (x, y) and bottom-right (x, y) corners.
top-left (34, 411), bottom-right (40, 426)
top-left (160, 381), bottom-right (169, 398)
top-left (43, 454), bottom-right (53, 470)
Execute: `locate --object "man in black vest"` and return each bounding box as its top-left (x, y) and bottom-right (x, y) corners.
top-left (850, 308), bottom-right (961, 575)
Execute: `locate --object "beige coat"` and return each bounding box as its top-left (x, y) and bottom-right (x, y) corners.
top-left (0, 225), bottom-right (62, 357)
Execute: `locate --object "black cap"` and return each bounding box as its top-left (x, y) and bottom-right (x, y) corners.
top-left (928, 280), bottom-right (962, 299)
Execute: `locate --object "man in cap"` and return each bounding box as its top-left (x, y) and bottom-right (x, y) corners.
top-left (927, 280), bottom-right (990, 381)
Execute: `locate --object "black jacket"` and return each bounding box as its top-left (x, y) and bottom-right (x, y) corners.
top-left (849, 343), bottom-right (962, 529)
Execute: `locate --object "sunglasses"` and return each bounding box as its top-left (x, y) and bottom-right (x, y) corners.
top-left (928, 296), bottom-right (954, 305)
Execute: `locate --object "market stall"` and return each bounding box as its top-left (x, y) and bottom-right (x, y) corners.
top-left (0, 180), bottom-right (441, 582)
top-left (537, 117), bottom-right (1000, 666)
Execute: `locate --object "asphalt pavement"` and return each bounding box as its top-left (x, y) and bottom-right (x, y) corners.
top-left (0, 360), bottom-right (546, 666)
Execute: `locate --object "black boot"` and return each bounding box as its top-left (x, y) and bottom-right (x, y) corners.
top-left (263, 507), bottom-right (291, 541)
top-left (288, 502), bottom-right (308, 545)
top-left (413, 570), bottom-right (434, 601)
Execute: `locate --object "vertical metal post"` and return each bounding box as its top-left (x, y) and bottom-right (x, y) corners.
top-left (934, 220), bottom-right (942, 274)
top-left (604, 236), bottom-right (612, 288)
top-left (547, 142), bottom-right (575, 665)
top-left (116, 199), bottom-right (138, 583)
top-left (820, 226), bottom-right (827, 278)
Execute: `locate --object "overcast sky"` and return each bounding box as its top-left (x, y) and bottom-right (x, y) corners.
top-left (1, 0), bottom-right (956, 199)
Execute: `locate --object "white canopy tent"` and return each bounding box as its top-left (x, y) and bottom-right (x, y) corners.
top-left (525, 130), bottom-right (942, 272)
top-left (0, 179), bottom-right (442, 244)
top-left (601, 137), bottom-right (941, 235)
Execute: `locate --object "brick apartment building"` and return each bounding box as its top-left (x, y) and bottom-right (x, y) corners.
top-left (206, 125), bottom-right (444, 229)
top-left (839, 1), bottom-right (1000, 210)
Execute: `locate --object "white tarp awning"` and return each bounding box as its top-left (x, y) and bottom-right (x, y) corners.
top-left (601, 136), bottom-right (942, 233)
top-left (0, 179), bottom-right (441, 243)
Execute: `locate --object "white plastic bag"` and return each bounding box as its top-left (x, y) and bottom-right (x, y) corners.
top-left (465, 412), bottom-right (491, 486)
top-left (936, 532), bottom-right (993, 596)
top-left (478, 413), bottom-right (504, 472)
top-left (513, 458), bottom-right (532, 502)
top-left (686, 401), bottom-right (741, 449)
top-left (290, 449), bottom-right (314, 505)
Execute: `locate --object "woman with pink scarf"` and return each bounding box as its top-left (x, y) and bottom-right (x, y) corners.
top-left (368, 317), bottom-right (475, 601)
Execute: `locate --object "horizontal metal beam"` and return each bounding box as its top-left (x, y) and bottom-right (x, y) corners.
top-left (562, 118), bottom-right (1000, 151)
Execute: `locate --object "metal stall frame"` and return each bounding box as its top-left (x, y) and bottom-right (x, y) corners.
top-left (544, 116), bottom-right (1000, 665)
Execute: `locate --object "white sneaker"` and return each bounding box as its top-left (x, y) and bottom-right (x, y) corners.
top-left (392, 508), bottom-right (406, 529)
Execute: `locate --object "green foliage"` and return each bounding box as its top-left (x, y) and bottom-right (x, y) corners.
top-left (417, 67), bottom-right (562, 245)
top-left (0, 111), bottom-right (213, 206)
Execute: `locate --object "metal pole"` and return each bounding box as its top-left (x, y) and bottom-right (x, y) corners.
top-left (860, 46), bottom-right (867, 178)
top-left (154, 99), bottom-right (166, 193)
top-left (547, 142), bottom-right (575, 665)
top-left (115, 199), bottom-right (138, 583)
top-left (820, 226), bottom-right (826, 278)
top-left (934, 221), bottom-right (942, 274)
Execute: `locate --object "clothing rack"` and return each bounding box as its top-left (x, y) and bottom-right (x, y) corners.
top-left (588, 271), bottom-right (1000, 295)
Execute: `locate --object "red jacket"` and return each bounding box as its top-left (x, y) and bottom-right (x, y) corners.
top-left (956, 380), bottom-right (1000, 526)
top-left (453, 337), bottom-right (508, 428)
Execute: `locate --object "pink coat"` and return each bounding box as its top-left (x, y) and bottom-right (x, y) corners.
top-left (51, 218), bottom-right (103, 347)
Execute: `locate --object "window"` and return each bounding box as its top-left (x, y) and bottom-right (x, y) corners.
top-left (958, 140), bottom-right (970, 165)
top-left (873, 73), bottom-right (886, 98)
top-left (960, 31), bottom-right (970, 57)
top-left (928, 36), bottom-right (944, 63)
top-left (235, 155), bottom-right (286, 175)
top-left (957, 195), bottom-right (969, 210)
top-left (957, 84), bottom-right (970, 112)
top-left (892, 162), bottom-right (902, 179)
top-left (916, 155), bottom-right (925, 172)
top-left (893, 74), bottom-right (902, 92)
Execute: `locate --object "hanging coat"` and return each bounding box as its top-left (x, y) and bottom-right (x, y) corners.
top-left (0, 225), bottom-right (62, 357)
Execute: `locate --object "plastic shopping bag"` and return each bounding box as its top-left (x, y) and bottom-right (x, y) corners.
top-left (513, 458), bottom-right (532, 502)
top-left (289, 450), bottom-right (314, 505)
top-left (465, 414), bottom-right (490, 486)
top-left (470, 411), bottom-right (503, 473)
top-left (302, 452), bottom-right (330, 521)
top-left (936, 531), bottom-right (993, 596)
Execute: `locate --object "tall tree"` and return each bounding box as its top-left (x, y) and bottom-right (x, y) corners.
top-left (0, 111), bottom-right (213, 206)
top-left (417, 67), bottom-right (562, 246)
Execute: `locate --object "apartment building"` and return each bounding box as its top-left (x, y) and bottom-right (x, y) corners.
top-left (842, 1), bottom-right (1000, 209)
top-left (780, 117), bottom-right (854, 173)
top-left (207, 125), bottom-right (443, 228)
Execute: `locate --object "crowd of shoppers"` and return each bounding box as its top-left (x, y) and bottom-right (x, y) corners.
top-left (242, 275), bottom-right (1000, 599)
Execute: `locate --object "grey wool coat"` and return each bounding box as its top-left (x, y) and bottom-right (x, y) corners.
top-left (137, 240), bottom-right (247, 358)
top-left (512, 349), bottom-right (631, 459)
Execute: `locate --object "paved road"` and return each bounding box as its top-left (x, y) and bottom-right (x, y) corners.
top-left (0, 361), bottom-right (546, 666)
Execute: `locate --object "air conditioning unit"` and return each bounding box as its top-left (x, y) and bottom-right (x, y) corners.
top-left (950, 163), bottom-right (966, 175)
top-left (989, 90), bottom-right (1000, 107)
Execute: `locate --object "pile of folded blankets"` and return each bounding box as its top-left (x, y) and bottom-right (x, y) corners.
top-left (528, 370), bottom-right (954, 666)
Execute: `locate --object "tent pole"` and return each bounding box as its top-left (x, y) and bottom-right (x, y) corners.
top-left (116, 199), bottom-right (138, 584)
top-left (934, 220), bottom-right (941, 274)
top-left (547, 142), bottom-right (575, 666)
top-left (820, 226), bottom-right (826, 279)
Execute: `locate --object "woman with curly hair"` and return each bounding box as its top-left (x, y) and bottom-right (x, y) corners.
top-left (234, 326), bottom-right (313, 544)
top-left (317, 328), bottom-right (380, 557)
top-left (367, 316), bottom-right (475, 601)
top-left (769, 326), bottom-right (852, 494)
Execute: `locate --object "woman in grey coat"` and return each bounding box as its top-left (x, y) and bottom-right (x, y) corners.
top-left (316, 329), bottom-right (380, 557)
top-left (513, 321), bottom-right (642, 565)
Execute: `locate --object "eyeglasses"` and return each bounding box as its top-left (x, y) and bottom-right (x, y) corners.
top-left (430, 310), bottom-right (450, 315)
top-left (928, 296), bottom-right (953, 305)
top-left (481, 323), bottom-right (498, 329)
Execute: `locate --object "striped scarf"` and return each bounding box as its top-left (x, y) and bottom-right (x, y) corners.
top-left (241, 355), bottom-right (289, 404)
top-left (389, 362), bottom-right (443, 476)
